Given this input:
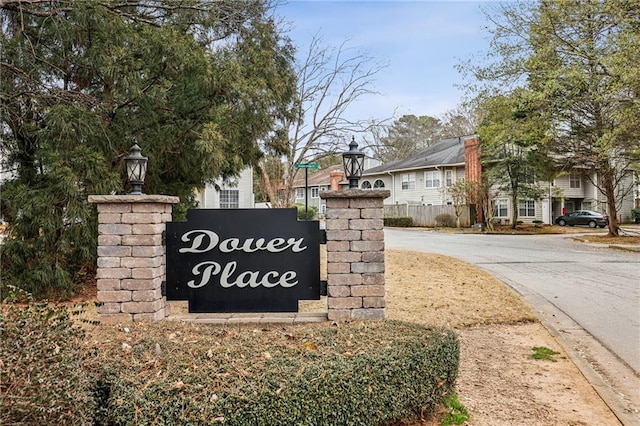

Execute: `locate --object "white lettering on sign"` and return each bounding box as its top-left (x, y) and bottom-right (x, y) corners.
top-left (187, 261), bottom-right (298, 289)
top-left (187, 261), bottom-right (220, 288)
top-left (179, 230), bottom-right (307, 254)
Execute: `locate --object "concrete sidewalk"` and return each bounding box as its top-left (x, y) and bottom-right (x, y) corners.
top-left (505, 272), bottom-right (640, 426)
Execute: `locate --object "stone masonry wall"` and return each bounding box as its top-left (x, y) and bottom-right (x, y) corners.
top-left (88, 195), bottom-right (179, 323)
top-left (320, 189), bottom-right (390, 321)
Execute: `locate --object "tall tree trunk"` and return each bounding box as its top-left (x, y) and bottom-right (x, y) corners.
top-left (256, 161), bottom-right (283, 208)
top-left (511, 196), bottom-right (519, 229)
top-left (602, 170), bottom-right (620, 237)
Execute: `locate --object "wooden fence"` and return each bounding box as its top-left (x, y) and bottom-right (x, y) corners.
top-left (384, 204), bottom-right (472, 227)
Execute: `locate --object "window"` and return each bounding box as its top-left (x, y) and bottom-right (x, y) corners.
top-left (401, 173), bottom-right (416, 190)
top-left (424, 171), bottom-right (440, 188)
top-left (495, 199), bottom-right (508, 217)
top-left (295, 188), bottom-right (305, 199)
top-left (519, 200), bottom-right (535, 217)
top-left (445, 170), bottom-right (453, 187)
top-left (373, 179), bottom-right (385, 188)
top-left (220, 190), bottom-right (239, 208)
top-left (311, 187), bottom-right (319, 198)
top-left (361, 180), bottom-right (372, 189)
top-left (570, 172), bottom-right (581, 188)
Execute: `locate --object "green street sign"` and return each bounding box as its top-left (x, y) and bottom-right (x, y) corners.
top-left (294, 163), bottom-right (318, 169)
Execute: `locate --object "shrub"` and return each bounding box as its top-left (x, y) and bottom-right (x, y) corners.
top-left (0, 296), bottom-right (460, 425)
top-left (0, 177), bottom-right (104, 299)
top-left (384, 217), bottom-right (413, 227)
top-left (0, 288), bottom-right (96, 425)
top-left (435, 213), bottom-right (455, 227)
top-left (632, 208), bottom-right (640, 224)
top-left (91, 321), bottom-right (459, 425)
top-left (295, 203), bottom-right (318, 220)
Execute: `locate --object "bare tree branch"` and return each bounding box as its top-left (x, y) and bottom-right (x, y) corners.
top-left (257, 35), bottom-right (389, 207)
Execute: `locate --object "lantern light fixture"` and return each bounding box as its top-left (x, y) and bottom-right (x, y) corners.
top-left (342, 136), bottom-right (365, 189)
top-left (124, 144), bottom-right (148, 195)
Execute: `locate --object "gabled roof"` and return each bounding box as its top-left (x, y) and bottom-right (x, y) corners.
top-left (363, 136), bottom-right (470, 176)
top-left (291, 165), bottom-right (343, 188)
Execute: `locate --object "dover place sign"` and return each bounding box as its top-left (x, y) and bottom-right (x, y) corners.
top-left (166, 209), bottom-right (321, 313)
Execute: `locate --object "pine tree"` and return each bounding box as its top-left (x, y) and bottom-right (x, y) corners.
top-left (0, 0), bottom-right (297, 297)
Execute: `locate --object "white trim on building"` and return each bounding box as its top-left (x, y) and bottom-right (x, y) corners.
top-left (195, 167), bottom-right (254, 209)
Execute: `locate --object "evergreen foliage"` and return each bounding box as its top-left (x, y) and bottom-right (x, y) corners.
top-left (0, 0), bottom-right (297, 296)
top-left (0, 296), bottom-right (460, 426)
top-left (96, 321), bottom-right (458, 426)
top-left (478, 89), bottom-right (552, 229)
top-left (0, 288), bottom-right (96, 425)
top-left (295, 203), bottom-right (318, 220)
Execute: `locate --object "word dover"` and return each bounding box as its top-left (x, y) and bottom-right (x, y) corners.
top-left (178, 230), bottom-right (307, 289)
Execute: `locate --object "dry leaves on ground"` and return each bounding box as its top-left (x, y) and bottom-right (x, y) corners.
top-left (383, 249), bottom-right (620, 426)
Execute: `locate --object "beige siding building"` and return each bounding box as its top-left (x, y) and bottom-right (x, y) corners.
top-left (362, 135), bottom-right (637, 225)
top-left (195, 167), bottom-right (254, 209)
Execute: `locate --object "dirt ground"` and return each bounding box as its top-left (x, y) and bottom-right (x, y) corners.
top-left (383, 249), bottom-right (621, 426)
top-left (67, 228), bottom-right (628, 425)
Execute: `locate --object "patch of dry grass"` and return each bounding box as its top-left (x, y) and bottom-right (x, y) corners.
top-left (384, 250), bottom-right (536, 328)
top-left (300, 248), bottom-right (536, 328)
top-left (576, 235), bottom-right (640, 245)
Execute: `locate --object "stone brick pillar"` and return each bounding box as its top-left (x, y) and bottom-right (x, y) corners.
top-left (320, 189), bottom-right (390, 321)
top-left (88, 195), bottom-right (179, 322)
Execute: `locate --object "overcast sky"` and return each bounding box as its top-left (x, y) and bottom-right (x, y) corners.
top-left (275, 0), bottom-right (495, 122)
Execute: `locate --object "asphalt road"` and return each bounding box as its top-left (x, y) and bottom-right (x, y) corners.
top-left (384, 228), bottom-right (640, 374)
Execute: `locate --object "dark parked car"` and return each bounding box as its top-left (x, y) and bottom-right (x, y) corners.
top-left (555, 210), bottom-right (608, 228)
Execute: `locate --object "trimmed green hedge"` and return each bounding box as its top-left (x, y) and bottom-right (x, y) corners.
top-left (0, 289), bottom-right (96, 425)
top-left (384, 217), bottom-right (414, 227)
top-left (97, 322), bottom-right (458, 425)
top-left (2, 293), bottom-right (459, 425)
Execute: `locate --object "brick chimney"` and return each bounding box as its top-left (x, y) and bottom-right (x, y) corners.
top-left (329, 170), bottom-right (344, 191)
top-left (464, 136), bottom-right (481, 183)
top-left (464, 136), bottom-right (484, 224)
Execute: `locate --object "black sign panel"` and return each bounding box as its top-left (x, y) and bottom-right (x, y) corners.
top-left (166, 208), bottom-right (320, 313)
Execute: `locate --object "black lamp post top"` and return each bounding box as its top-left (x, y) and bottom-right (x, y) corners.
top-left (342, 136), bottom-right (365, 189)
top-left (124, 143), bottom-right (148, 195)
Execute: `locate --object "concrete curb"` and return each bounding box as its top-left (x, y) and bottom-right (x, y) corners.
top-left (494, 273), bottom-right (640, 426)
top-left (166, 312), bottom-right (328, 325)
